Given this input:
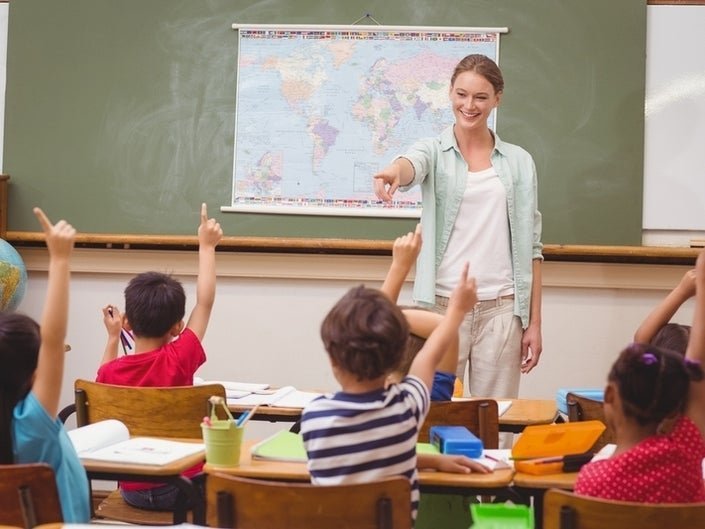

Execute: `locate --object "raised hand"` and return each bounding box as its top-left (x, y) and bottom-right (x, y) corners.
top-left (198, 203), bottom-right (223, 247)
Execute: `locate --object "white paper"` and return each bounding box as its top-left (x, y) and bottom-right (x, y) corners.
top-left (67, 419), bottom-right (130, 455)
top-left (450, 398), bottom-right (512, 417)
top-left (193, 377), bottom-right (270, 393)
top-left (80, 437), bottom-right (204, 466)
top-left (68, 419), bottom-right (204, 466)
top-left (227, 386), bottom-right (321, 408)
top-left (475, 449), bottom-right (513, 471)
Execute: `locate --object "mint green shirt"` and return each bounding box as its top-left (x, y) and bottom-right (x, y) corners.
top-left (399, 126), bottom-right (543, 328)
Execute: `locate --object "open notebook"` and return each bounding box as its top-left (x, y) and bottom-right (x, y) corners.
top-left (67, 419), bottom-right (204, 466)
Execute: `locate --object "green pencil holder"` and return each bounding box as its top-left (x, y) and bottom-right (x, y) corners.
top-left (201, 396), bottom-right (244, 467)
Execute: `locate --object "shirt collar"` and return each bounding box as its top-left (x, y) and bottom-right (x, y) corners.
top-left (440, 125), bottom-right (508, 157)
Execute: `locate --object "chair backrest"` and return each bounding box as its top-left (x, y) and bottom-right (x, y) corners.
top-left (0, 463), bottom-right (63, 528)
top-left (543, 489), bottom-right (705, 529)
top-left (566, 392), bottom-right (613, 451)
top-left (73, 379), bottom-right (226, 438)
top-left (418, 399), bottom-right (499, 449)
top-left (206, 473), bottom-right (412, 529)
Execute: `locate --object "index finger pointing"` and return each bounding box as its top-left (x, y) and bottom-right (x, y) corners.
top-left (33, 207), bottom-right (53, 233)
top-left (200, 202), bottom-right (208, 222)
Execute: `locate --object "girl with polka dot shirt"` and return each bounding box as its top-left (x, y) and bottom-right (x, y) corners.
top-left (575, 250), bottom-right (705, 503)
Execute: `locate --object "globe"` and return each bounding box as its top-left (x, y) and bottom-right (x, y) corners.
top-left (0, 239), bottom-right (27, 312)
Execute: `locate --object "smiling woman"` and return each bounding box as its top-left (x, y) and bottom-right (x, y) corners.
top-left (372, 55), bottom-right (543, 420)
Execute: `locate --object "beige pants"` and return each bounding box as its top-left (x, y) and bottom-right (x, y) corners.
top-left (433, 295), bottom-right (523, 448)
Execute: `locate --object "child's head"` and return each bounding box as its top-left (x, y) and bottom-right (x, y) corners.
top-left (606, 343), bottom-right (703, 427)
top-left (124, 271), bottom-right (186, 338)
top-left (0, 312), bottom-right (41, 402)
top-left (0, 312), bottom-right (41, 463)
top-left (651, 323), bottom-right (691, 355)
top-left (321, 286), bottom-right (409, 382)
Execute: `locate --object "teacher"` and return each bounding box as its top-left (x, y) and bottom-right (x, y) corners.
top-left (373, 54), bottom-right (543, 404)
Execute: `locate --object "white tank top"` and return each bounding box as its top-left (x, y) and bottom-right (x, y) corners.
top-left (436, 167), bottom-right (514, 300)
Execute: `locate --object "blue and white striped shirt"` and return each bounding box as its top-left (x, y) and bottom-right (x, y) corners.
top-left (300, 376), bottom-right (430, 520)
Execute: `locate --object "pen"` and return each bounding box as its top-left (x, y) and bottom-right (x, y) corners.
top-left (236, 405), bottom-right (260, 428)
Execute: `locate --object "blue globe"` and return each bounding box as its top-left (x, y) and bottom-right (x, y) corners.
top-left (0, 239), bottom-right (27, 312)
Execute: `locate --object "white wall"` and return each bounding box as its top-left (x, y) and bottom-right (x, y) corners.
top-left (17, 248), bottom-right (696, 439)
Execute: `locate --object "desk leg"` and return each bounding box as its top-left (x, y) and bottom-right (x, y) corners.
top-left (171, 475), bottom-right (204, 524)
top-left (511, 487), bottom-right (545, 529)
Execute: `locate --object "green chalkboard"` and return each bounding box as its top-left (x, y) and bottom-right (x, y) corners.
top-left (4, 0), bottom-right (645, 244)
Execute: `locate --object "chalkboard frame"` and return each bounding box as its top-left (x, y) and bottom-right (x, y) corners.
top-left (4, 0), bottom-right (647, 246)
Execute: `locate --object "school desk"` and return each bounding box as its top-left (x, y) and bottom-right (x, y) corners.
top-left (228, 398), bottom-right (559, 434)
top-left (204, 439), bottom-right (516, 498)
top-left (79, 438), bottom-right (205, 524)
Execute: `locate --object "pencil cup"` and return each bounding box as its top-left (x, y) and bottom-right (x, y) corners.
top-left (201, 420), bottom-right (244, 467)
top-left (201, 395), bottom-right (243, 467)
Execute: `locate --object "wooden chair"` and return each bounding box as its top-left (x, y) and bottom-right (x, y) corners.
top-left (543, 489), bottom-right (705, 529)
top-left (68, 379), bottom-right (226, 525)
top-left (206, 473), bottom-right (412, 529)
top-left (0, 463), bottom-right (63, 528)
top-left (566, 392), bottom-right (613, 451)
top-left (418, 399), bottom-right (499, 449)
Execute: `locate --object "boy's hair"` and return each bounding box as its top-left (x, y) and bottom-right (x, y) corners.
top-left (321, 286), bottom-right (409, 381)
top-left (651, 323), bottom-right (691, 356)
top-left (610, 342), bottom-right (704, 426)
top-left (124, 271), bottom-right (186, 338)
top-left (0, 312), bottom-right (41, 463)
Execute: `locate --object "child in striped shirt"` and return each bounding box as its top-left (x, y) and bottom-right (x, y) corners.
top-left (300, 258), bottom-right (477, 522)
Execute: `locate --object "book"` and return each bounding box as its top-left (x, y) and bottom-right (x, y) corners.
top-left (227, 385), bottom-right (322, 408)
top-left (67, 419), bottom-right (205, 466)
top-left (193, 377), bottom-right (271, 399)
top-left (251, 430), bottom-right (308, 463)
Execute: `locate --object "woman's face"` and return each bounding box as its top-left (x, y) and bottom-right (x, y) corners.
top-left (449, 71), bottom-right (501, 132)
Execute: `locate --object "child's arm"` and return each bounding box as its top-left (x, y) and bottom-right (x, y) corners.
top-left (685, 251), bottom-right (705, 435)
top-left (99, 305), bottom-right (122, 365)
top-left (31, 208), bottom-right (76, 419)
top-left (417, 453), bottom-right (490, 474)
top-left (634, 268), bottom-right (696, 344)
top-left (403, 309), bottom-right (458, 374)
top-left (409, 263), bottom-right (476, 390)
top-left (380, 224), bottom-right (422, 303)
top-left (186, 203), bottom-right (223, 341)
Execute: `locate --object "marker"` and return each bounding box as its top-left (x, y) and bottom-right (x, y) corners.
top-left (202, 416), bottom-right (212, 427)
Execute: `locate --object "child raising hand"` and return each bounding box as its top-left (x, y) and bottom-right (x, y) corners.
top-left (0, 208), bottom-right (90, 521)
top-left (574, 250), bottom-right (705, 503)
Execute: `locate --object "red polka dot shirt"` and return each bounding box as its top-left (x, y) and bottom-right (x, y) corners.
top-left (574, 416), bottom-right (705, 503)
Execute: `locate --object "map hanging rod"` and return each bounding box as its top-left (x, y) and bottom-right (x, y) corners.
top-left (351, 13), bottom-right (381, 25)
top-left (231, 23), bottom-right (509, 34)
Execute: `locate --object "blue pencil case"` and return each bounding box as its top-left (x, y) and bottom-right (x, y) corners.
top-left (555, 388), bottom-right (604, 415)
top-left (429, 426), bottom-right (483, 458)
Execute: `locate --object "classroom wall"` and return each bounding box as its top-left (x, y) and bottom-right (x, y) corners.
top-left (17, 249), bottom-right (695, 439)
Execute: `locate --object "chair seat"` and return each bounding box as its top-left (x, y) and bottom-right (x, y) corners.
top-left (95, 490), bottom-right (192, 526)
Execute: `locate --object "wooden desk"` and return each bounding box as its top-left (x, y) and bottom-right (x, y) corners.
top-left (499, 399), bottom-right (558, 433)
top-left (205, 440), bottom-right (515, 497)
top-left (229, 398), bottom-right (559, 434)
top-left (80, 439), bottom-right (205, 524)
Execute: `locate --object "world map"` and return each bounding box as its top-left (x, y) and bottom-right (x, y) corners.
top-left (231, 28), bottom-right (499, 216)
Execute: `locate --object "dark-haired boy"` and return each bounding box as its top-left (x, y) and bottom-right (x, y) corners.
top-left (96, 203), bottom-right (222, 510)
top-left (299, 264), bottom-right (477, 521)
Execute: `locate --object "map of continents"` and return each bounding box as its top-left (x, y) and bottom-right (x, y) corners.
top-left (233, 29), bottom-right (498, 214)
